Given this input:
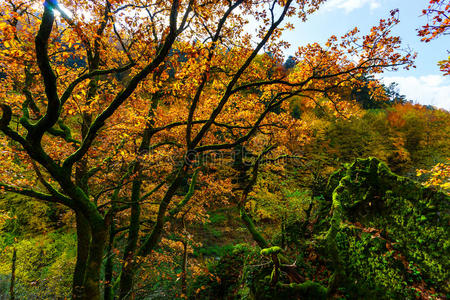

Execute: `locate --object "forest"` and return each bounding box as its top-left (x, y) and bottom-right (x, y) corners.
top-left (0, 0), bottom-right (449, 299)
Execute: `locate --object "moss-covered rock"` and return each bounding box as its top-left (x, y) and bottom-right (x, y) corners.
top-left (324, 157), bottom-right (450, 298)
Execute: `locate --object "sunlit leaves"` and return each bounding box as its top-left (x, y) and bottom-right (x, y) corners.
top-left (417, 161), bottom-right (450, 192)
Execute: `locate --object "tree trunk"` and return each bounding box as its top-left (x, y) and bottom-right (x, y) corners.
top-left (138, 167), bottom-right (187, 257)
top-left (119, 91), bottom-right (160, 299)
top-left (281, 214), bottom-right (286, 249)
top-left (73, 108), bottom-right (92, 299)
top-left (73, 212), bottom-right (91, 299)
top-left (104, 222), bottom-right (116, 300)
top-left (119, 180), bottom-right (142, 299)
top-left (84, 224), bottom-right (108, 300)
top-left (181, 239), bottom-right (188, 296)
top-left (270, 252), bottom-right (280, 286)
top-left (9, 247), bottom-right (16, 300)
top-left (239, 206), bottom-right (269, 249)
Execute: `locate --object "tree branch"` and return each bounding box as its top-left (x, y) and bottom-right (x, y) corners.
top-left (60, 63), bottom-right (135, 105)
top-left (32, 1), bottom-right (60, 143)
top-left (0, 182), bottom-right (59, 203)
top-left (62, 0), bottom-right (181, 172)
top-left (189, 0), bottom-right (294, 149)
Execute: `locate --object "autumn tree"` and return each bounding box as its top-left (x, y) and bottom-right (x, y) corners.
top-left (419, 0), bottom-right (450, 75)
top-left (0, 0), bottom-right (414, 299)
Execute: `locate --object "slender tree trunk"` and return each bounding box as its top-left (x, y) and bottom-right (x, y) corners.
top-left (239, 206), bottom-right (269, 249)
top-left (73, 105), bottom-right (92, 299)
top-left (119, 180), bottom-right (142, 299)
top-left (84, 224), bottom-right (108, 300)
top-left (104, 175), bottom-right (124, 300)
top-left (104, 223), bottom-right (116, 300)
top-left (181, 239), bottom-right (188, 296)
top-left (270, 252), bottom-right (280, 286)
top-left (9, 247), bottom-right (16, 300)
top-left (326, 185), bottom-right (345, 298)
top-left (281, 214), bottom-right (286, 249)
top-left (73, 212), bottom-right (91, 299)
top-left (138, 167), bottom-right (187, 257)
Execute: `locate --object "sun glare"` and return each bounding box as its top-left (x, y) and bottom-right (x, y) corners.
top-left (55, 4), bottom-right (73, 20)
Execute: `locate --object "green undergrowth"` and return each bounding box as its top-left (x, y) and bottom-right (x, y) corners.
top-left (0, 231), bottom-right (76, 299)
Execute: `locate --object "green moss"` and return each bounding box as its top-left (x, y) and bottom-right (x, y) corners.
top-left (260, 246), bottom-right (282, 256)
top-left (323, 157), bottom-right (450, 298)
top-left (248, 271), bottom-right (328, 300)
top-left (275, 281), bottom-right (327, 299)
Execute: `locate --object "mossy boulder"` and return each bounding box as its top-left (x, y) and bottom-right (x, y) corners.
top-left (324, 157), bottom-right (450, 298)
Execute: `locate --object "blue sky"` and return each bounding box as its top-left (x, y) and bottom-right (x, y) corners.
top-left (279, 0), bottom-right (450, 110)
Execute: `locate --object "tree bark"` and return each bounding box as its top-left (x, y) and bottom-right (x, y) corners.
top-left (84, 224), bottom-right (108, 300)
top-left (103, 222), bottom-right (116, 300)
top-left (181, 239), bottom-right (188, 296)
top-left (119, 180), bottom-right (142, 299)
top-left (73, 212), bottom-right (91, 299)
top-left (239, 206), bottom-right (269, 249)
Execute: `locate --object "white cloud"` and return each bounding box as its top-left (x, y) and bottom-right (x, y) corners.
top-left (323, 0), bottom-right (381, 13)
top-left (381, 75), bottom-right (450, 110)
top-left (420, 75), bottom-right (444, 87)
top-left (369, 1), bottom-right (381, 10)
